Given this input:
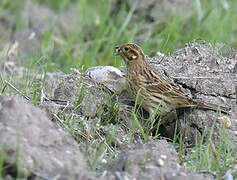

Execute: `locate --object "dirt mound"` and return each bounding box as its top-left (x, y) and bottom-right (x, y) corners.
top-left (0, 95), bottom-right (93, 179)
top-left (105, 140), bottom-right (213, 180)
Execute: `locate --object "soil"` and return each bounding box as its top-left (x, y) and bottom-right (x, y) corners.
top-left (0, 0), bottom-right (236, 179)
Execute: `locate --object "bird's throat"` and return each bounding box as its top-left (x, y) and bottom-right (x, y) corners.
top-left (126, 59), bottom-right (147, 73)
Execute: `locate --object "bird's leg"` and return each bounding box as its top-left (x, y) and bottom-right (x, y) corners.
top-left (149, 109), bottom-right (179, 138)
top-left (159, 109), bottom-right (178, 125)
top-left (158, 110), bottom-right (180, 139)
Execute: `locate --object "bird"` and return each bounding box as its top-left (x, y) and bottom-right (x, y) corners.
top-left (115, 43), bottom-right (228, 118)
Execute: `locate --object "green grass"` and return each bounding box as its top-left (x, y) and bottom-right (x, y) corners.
top-left (1, 0), bottom-right (237, 71)
top-left (185, 127), bottom-right (237, 179)
top-left (0, 155), bottom-right (4, 179)
top-left (0, 0), bottom-right (237, 178)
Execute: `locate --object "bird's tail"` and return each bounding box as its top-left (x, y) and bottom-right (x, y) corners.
top-left (194, 101), bottom-right (230, 114)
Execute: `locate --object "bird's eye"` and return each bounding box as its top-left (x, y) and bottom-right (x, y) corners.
top-left (124, 47), bottom-right (129, 51)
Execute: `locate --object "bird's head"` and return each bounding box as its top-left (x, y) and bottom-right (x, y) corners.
top-left (115, 43), bottom-right (145, 63)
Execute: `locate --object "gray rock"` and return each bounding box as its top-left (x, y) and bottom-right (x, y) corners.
top-left (53, 73), bottom-right (81, 102)
top-left (43, 72), bottom-right (67, 99)
top-left (109, 140), bottom-right (213, 180)
top-left (52, 72), bottom-right (112, 117)
top-left (84, 66), bottom-right (126, 92)
top-left (80, 84), bottom-right (110, 117)
top-left (0, 95), bottom-right (93, 179)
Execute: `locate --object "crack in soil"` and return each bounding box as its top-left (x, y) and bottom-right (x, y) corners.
top-left (175, 80), bottom-right (235, 100)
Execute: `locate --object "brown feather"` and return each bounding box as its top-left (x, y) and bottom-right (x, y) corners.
top-left (116, 43), bottom-right (229, 115)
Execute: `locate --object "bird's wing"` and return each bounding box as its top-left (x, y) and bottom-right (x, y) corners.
top-left (143, 74), bottom-right (196, 107)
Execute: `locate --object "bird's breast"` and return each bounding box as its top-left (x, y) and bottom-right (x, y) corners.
top-left (126, 72), bottom-right (146, 99)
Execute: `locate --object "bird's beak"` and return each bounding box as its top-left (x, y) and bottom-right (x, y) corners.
top-left (114, 46), bottom-right (121, 56)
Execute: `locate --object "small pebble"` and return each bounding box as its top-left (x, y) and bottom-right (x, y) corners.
top-left (160, 154), bottom-right (167, 160)
top-left (219, 116), bottom-right (231, 128)
top-left (157, 159), bottom-right (164, 167)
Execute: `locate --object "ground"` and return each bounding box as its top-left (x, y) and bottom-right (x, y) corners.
top-left (0, 0), bottom-right (237, 179)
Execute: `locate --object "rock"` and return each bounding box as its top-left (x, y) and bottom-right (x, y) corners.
top-left (97, 124), bottom-right (129, 149)
top-left (0, 95), bottom-right (93, 179)
top-left (39, 100), bottom-right (64, 119)
top-left (43, 66), bottom-right (126, 119)
top-left (53, 73), bottom-right (81, 102)
top-left (43, 72), bottom-right (67, 99)
top-left (52, 72), bottom-right (112, 117)
top-left (80, 85), bottom-right (110, 117)
top-left (108, 140), bottom-right (212, 180)
top-left (84, 66), bottom-right (126, 92)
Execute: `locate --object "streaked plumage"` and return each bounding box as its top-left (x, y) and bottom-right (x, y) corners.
top-left (115, 43), bottom-right (227, 117)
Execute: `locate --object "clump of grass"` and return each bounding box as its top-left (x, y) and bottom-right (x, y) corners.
top-left (185, 123), bottom-right (237, 179)
top-left (0, 155), bottom-right (4, 179)
top-left (1, 0), bottom-right (237, 72)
